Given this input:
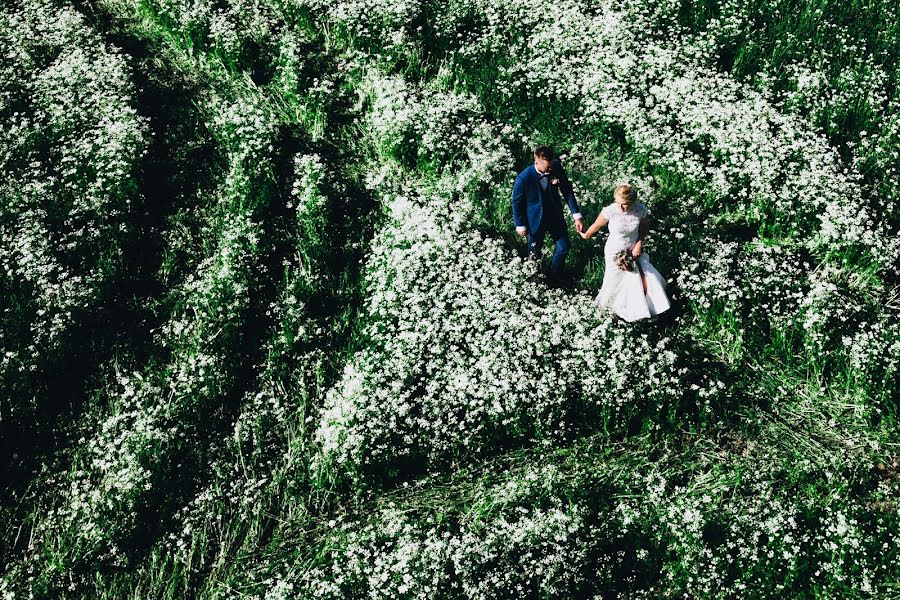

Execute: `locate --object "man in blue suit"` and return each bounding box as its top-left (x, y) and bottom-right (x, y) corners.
top-left (512, 145), bottom-right (584, 285)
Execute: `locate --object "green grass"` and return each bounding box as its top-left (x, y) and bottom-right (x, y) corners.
top-left (2, 0), bottom-right (899, 596)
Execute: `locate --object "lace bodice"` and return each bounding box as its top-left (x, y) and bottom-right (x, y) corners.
top-left (601, 202), bottom-right (647, 253)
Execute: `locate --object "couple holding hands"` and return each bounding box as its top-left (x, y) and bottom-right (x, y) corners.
top-left (511, 145), bottom-right (671, 323)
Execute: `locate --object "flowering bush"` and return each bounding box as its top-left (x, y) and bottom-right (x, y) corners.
top-left (155, 152), bottom-right (337, 568)
top-left (148, 0), bottom-right (284, 68)
top-left (0, 0), bottom-right (149, 462)
top-left (311, 69), bottom-right (727, 490)
top-left (12, 90), bottom-right (281, 582)
top-left (284, 439), bottom-right (899, 599)
top-left (359, 68), bottom-right (505, 176)
top-left (3, 0), bottom-right (899, 597)
top-left (306, 0), bottom-right (900, 382)
top-left (299, 488), bottom-right (602, 598)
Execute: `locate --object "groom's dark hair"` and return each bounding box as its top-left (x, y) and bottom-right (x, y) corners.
top-left (533, 145), bottom-right (555, 161)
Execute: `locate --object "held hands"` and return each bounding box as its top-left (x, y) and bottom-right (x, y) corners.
top-left (577, 218), bottom-right (593, 239)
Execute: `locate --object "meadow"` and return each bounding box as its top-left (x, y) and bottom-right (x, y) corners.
top-left (1, 0), bottom-right (898, 597)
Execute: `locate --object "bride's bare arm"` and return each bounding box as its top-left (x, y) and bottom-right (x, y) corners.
top-left (580, 213), bottom-right (609, 239)
top-left (637, 215), bottom-right (650, 241)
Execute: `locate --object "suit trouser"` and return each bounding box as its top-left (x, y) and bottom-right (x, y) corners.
top-left (527, 211), bottom-right (570, 278)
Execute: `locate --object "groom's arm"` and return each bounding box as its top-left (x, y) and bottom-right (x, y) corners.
top-left (554, 159), bottom-right (582, 221)
top-left (511, 173), bottom-right (528, 235)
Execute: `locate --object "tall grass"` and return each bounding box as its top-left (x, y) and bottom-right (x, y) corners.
top-left (1, 0), bottom-right (898, 596)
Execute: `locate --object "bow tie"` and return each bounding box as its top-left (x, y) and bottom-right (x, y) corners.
top-left (538, 172), bottom-right (550, 179)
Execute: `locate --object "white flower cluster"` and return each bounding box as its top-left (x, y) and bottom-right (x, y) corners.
top-left (298, 468), bottom-right (603, 599)
top-left (697, 0), bottom-right (900, 225)
top-left (149, 0), bottom-right (285, 66)
top-left (303, 0), bottom-right (422, 55)
top-left (842, 317), bottom-right (900, 406)
top-left (288, 153), bottom-right (329, 285)
top-left (0, 0), bottom-right (149, 380)
top-left (159, 153), bottom-right (335, 566)
top-left (675, 240), bottom-right (812, 341)
top-left (29, 91), bottom-right (280, 565)
top-left (312, 68), bottom-right (724, 487)
top-left (209, 94), bottom-right (277, 196)
top-left (273, 442), bottom-right (896, 598)
top-left (306, 0), bottom-right (899, 395)
top-left (619, 452), bottom-right (883, 597)
top-left (359, 68), bottom-right (510, 183)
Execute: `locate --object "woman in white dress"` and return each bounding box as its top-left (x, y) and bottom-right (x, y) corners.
top-left (579, 184), bottom-right (671, 322)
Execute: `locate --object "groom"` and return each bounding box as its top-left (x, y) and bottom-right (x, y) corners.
top-left (512, 145), bottom-right (584, 285)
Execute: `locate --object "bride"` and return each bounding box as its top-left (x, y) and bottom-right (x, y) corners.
top-left (579, 184), bottom-right (671, 322)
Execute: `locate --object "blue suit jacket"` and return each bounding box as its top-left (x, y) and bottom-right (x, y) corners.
top-left (511, 158), bottom-right (581, 233)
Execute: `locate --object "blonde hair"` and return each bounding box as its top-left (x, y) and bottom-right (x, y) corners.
top-left (614, 184), bottom-right (637, 204)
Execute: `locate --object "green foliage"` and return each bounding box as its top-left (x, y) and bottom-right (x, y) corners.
top-left (1, 0), bottom-right (899, 597)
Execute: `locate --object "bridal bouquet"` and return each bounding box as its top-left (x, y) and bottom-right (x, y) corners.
top-left (613, 249), bottom-right (637, 272)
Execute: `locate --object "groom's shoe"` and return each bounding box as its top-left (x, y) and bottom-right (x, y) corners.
top-left (546, 272), bottom-right (574, 290)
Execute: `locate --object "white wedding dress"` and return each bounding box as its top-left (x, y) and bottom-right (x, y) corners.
top-left (594, 202), bottom-right (671, 322)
